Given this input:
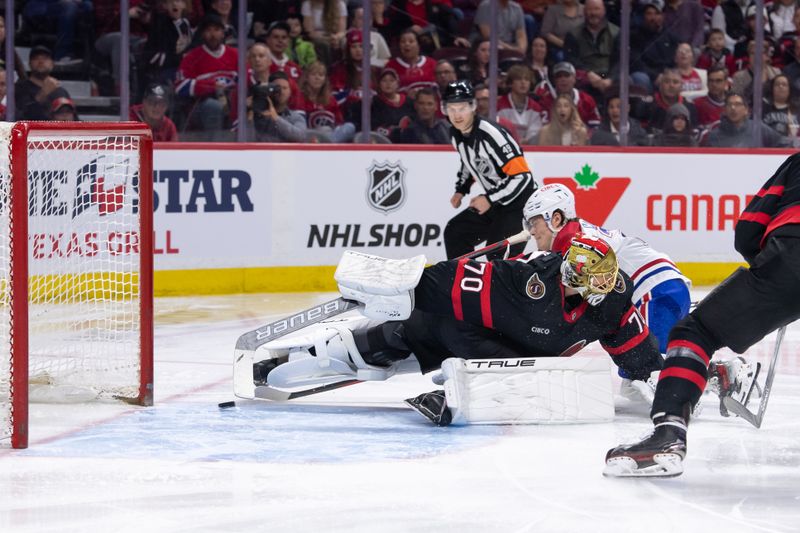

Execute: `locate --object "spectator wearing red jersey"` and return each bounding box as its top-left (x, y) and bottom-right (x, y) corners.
top-left (773, 9), bottom-right (800, 68)
top-left (383, 29), bottom-right (437, 96)
top-left (295, 60), bottom-right (356, 142)
top-left (175, 14), bottom-right (238, 140)
top-left (264, 21), bottom-right (304, 83)
top-left (675, 42), bottom-right (707, 101)
top-left (534, 61), bottom-right (601, 129)
top-left (474, 83), bottom-right (520, 142)
top-left (696, 29), bottom-right (737, 74)
top-left (497, 64), bottom-right (546, 144)
top-left (693, 65), bottom-right (729, 128)
top-left (329, 30), bottom-right (377, 122)
top-left (130, 84), bottom-right (178, 141)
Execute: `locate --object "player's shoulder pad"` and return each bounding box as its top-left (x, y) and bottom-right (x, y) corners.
top-left (609, 270), bottom-right (634, 301)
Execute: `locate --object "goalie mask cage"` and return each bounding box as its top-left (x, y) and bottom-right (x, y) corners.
top-left (0, 122), bottom-right (154, 449)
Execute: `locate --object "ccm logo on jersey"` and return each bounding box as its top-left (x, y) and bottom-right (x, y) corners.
top-left (468, 359), bottom-right (536, 369)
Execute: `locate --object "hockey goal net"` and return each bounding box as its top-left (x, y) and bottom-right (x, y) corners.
top-left (0, 122), bottom-right (153, 449)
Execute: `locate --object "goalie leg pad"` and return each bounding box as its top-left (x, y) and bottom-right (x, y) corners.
top-left (266, 326), bottom-right (402, 389)
top-left (438, 356), bottom-right (615, 425)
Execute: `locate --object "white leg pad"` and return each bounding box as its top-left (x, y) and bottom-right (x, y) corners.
top-left (441, 356), bottom-right (615, 425)
top-left (266, 326), bottom-right (401, 389)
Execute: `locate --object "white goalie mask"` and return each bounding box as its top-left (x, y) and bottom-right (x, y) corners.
top-left (522, 184), bottom-right (577, 233)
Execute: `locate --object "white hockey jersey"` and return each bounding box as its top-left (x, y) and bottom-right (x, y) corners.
top-left (553, 219), bottom-right (691, 305)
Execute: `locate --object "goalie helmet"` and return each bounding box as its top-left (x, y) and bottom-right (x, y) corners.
top-left (522, 184), bottom-right (576, 233)
top-left (561, 233), bottom-right (619, 300)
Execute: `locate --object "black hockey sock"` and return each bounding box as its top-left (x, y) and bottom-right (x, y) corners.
top-left (353, 323), bottom-right (412, 367)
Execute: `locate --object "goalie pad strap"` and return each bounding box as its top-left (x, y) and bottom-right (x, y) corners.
top-left (441, 356), bottom-right (614, 425)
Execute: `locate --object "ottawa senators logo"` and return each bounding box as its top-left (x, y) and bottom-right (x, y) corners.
top-left (613, 274), bottom-right (626, 294)
top-left (525, 273), bottom-right (546, 299)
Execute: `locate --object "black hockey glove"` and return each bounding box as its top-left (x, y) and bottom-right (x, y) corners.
top-left (404, 390), bottom-right (453, 426)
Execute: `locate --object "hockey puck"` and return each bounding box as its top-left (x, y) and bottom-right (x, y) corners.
top-left (218, 401), bottom-right (236, 409)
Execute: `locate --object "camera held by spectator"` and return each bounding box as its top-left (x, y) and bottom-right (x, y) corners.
top-left (252, 83), bottom-right (282, 115)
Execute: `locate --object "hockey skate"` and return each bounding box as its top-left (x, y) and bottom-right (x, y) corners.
top-left (604, 414), bottom-right (687, 478)
top-left (405, 390), bottom-right (453, 426)
top-left (707, 357), bottom-right (761, 417)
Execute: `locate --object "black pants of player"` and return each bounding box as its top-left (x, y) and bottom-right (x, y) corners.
top-left (652, 234), bottom-right (800, 417)
top-left (444, 191), bottom-right (530, 260)
top-left (353, 310), bottom-right (528, 374)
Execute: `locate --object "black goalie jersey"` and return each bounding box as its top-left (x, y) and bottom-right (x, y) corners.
top-left (409, 252), bottom-right (663, 378)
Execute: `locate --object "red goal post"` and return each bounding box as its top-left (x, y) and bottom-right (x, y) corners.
top-left (0, 122), bottom-right (154, 449)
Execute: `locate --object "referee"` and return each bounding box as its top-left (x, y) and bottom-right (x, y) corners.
top-left (441, 80), bottom-right (536, 259)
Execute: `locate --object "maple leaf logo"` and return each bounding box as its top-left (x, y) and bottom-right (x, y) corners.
top-left (574, 164), bottom-right (600, 189)
top-left (543, 164), bottom-right (631, 226)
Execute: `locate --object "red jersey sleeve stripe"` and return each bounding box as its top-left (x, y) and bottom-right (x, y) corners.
top-left (452, 259), bottom-right (466, 321)
top-left (659, 367), bottom-right (707, 392)
top-left (630, 257), bottom-right (679, 280)
top-left (755, 185), bottom-right (784, 197)
top-left (763, 204), bottom-right (800, 244)
top-left (480, 262), bottom-right (493, 329)
top-left (739, 211), bottom-right (772, 225)
top-left (602, 327), bottom-right (651, 356)
top-left (666, 339), bottom-right (711, 365)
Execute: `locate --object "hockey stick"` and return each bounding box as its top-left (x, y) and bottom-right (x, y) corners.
top-left (722, 325), bottom-right (786, 428)
top-left (225, 229), bottom-right (531, 406)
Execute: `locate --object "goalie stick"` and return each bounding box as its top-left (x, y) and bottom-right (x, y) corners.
top-left (721, 325), bottom-right (786, 428)
top-left (223, 229), bottom-right (531, 407)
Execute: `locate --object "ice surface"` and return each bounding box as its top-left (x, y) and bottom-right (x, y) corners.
top-left (1, 290), bottom-right (799, 533)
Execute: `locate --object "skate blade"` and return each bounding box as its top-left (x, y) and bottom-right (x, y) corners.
top-left (603, 453), bottom-right (684, 478)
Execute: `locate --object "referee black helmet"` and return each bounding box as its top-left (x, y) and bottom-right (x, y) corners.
top-left (442, 80), bottom-right (475, 104)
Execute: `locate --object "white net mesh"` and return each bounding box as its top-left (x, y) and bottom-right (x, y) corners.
top-left (0, 123), bottom-right (13, 443)
top-left (1, 123), bottom-right (146, 445)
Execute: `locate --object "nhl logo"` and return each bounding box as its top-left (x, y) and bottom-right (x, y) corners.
top-left (366, 161), bottom-right (407, 213)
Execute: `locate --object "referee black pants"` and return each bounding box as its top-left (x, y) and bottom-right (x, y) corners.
top-left (443, 192), bottom-right (530, 260)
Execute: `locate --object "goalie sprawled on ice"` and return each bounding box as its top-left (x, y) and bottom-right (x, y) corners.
top-left (234, 232), bottom-right (670, 425)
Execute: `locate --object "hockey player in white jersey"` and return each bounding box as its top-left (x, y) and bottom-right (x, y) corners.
top-left (523, 183), bottom-right (691, 353)
top-left (521, 184), bottom-right (758, 412)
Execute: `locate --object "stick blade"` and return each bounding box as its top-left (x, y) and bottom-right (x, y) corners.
top-left (722, 396), bottom-right (762, 428)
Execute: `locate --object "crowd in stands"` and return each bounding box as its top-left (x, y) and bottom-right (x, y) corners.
top-left (1, 0), bottom-right (800, 147)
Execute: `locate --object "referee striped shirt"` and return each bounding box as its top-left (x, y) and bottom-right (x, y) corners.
top-left (450, 116), bottom-right (535, 206)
